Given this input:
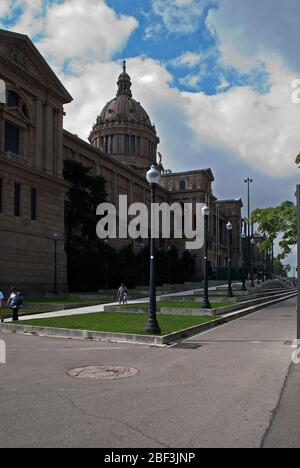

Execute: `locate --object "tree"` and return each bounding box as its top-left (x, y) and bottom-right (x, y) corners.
top-left (63, 160), bottom-right (107, 290)
top-left (63, 159), bottom-right (107, 250)
top-left (273, 256), bottom-right (291, 277)
top-left (251, 201), bottom-right (297, 259)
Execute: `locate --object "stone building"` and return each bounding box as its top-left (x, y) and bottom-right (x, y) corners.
top-left (0, 29), bottom-right (242, 294)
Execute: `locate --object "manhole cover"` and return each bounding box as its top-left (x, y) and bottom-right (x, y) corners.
top-left (67, 366), bottom-right (138, 380)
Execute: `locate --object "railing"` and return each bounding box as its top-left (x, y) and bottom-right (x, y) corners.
top-left (0, 151), bottom-right (30, 166)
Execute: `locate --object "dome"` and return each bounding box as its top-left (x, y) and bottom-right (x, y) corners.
top-left (99, 95), bottom-right (153, 129)
top-left (89, 61), bottom-right (159, 172)
top-left (96, 61), bottom-right (154, 130)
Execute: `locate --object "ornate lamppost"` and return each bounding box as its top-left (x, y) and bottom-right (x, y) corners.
top-left (53, 232), bottom-right (59, 294)
top-left (202, 205), bottom-right (211, 309)
top-left (104, 239), bottom-right (109, 290)
top-left (145, 165), bottom-right (161, 335)
top-left (226, 221), bottom-right (234, 298)
top-left (250, 238), bottom-right (255, 288)
top-left (241, 232), bottom-right (247, 292)
top-left (167, 246), bottom-right (172, 284)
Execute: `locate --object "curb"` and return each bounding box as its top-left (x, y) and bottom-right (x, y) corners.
top-left (0, 292), bottom-right (296, 346)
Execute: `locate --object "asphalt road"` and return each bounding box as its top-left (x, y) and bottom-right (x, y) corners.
top-left (0, 298), bottom-right (298, 448)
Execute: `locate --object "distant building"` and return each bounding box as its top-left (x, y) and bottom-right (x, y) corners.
top-left (0, 29), bottom-right (242, 293)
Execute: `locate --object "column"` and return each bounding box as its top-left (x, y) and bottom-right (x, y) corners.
top-left (35, 99), bottom-right (43, 170)
top-left (44, 103), bottom-right (54, 174)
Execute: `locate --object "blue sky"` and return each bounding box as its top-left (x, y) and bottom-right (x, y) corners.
top-left (1, 0), bottom-right (300, 264)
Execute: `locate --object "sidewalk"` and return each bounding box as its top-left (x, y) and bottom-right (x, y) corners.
top-left (263, 362), bottom-right (300, 448)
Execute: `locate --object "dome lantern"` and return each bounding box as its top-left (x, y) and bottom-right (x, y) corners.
top-left (117, 60), bottom-right (132, 98)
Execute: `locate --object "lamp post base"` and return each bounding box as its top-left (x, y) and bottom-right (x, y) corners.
top-left (203, 297), bottom-right (212, 310)
top-left (145, 316), bottom-right (161, 335)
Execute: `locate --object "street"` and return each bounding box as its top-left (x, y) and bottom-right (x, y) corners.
top-left (0, 298), bottom-right (298, 448)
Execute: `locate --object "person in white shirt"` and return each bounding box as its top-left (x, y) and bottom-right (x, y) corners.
top-left (0, 290), bottom-right (4, 323)
top-left (7, 287), bottom-right (23, 322)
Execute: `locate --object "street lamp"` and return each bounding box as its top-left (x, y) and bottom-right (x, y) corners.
top-left (244, 178), bottom-right (254, 279)
top-left (250, 238), bottom-right (255, 287)
top-left (202, 205), bottom-right (211, 309)
top-left (104, 239), bottom-right (109, 290)
top-left (145, 165), bottom-right (161, 335)
top-left (226, 221), bottom-right (234, 298)
top-left (53, 232), bottom-right (59, 295)
top-left (167, 246), bottom-right (172, 285)
top-left (139, 238), bottom-right (145, 287)
top-left (241, 232), bottom-right (247, 292)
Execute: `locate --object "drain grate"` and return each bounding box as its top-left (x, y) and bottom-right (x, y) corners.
top-left (172, 342), bottom-right (208, 350)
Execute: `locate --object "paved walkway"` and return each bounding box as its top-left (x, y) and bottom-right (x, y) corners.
top-left (7, 284), bottom-right (230, 322)
top-left (0, 297), bottom-right (298, 448)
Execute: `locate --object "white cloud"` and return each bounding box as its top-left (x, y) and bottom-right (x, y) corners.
top-left (5, 0), bottom-right (300, 181)
top-left (0, 0), bottom-right (13, 17)
top-left (62, 52), bottom-right (300, 178)
top-left (170, 52), bottom-right (202, 68)
top-left (62, 57), bottom-right (177, 143)
top-left (10, 0), bottom-right (138, 66)
top-left (207, 0), bottom-right (300, 72)
top-left (152, 0), bottom-right (207, 34)
top-left (182, 57), bottom-right (300, 176)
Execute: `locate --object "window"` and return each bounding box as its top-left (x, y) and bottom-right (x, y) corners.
top-left (125, 135), bottom-right (130, 153)
top-left (31, 188), bottom-right (37, 221)
top-left (179, 179), bottom-right (186, 191)
top-left (137, 137), bottom-right (140, 155)
top-left (105, 136), bottom-right (109, 153)
top-left (5, 122), bottom-right (20, 154)
top-left (131, 135), bottom-right (136, 155)
top-left (7, 91), bottom-right (20, 107)
top-left (110, 135), bottom-right (114, 154)
top-left (14, 183), bottom-right (21, 217)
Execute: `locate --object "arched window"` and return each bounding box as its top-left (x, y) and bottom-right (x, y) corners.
top-left (7, 91), bottom-right (20, 107)
top-left (6, 90), bottom-right (30, 120)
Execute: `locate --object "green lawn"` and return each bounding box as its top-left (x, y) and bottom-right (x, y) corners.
top-left (1, 306), bottom-right (53, 317)
top-left (18, 312), bottom-right (215, 335)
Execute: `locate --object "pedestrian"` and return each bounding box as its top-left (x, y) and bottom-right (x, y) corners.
top-left (7, 287), bottom-right (23, 322)
top-left (117, 283), bottom-right (128, 305)
top-left (122, 285), bottom-right (128, 305)
top-left (0, 290), bottom-right (4, 323)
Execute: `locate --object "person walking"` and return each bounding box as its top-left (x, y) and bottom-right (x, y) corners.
top-left (0, 290), bottom-right (4, 323)
top-left (7, 287), bottom-right (23, 321)
top-left (117, 284), bottom-right (128, 305)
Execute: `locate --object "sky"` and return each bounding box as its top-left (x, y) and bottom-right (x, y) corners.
top-left (1, 0), bottom-right (300, 266)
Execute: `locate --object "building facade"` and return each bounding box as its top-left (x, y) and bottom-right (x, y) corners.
top-left (0, 30), bottom-right (242, 294)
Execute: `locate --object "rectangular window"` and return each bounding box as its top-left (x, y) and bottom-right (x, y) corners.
top-left (125, 135), bottom-right (130, 154)
top-left (131, 136), bottom-right (136, 155)
top-left (31, 188), bottom-right (37, 221)
top-left (14, 183), bottom-right (21, 217)
top-left (105, 136), bottom-right (109, 153)
top-left (5, 122), bottom-right (20, 154)
top-left (110, 135), bottom-right (114, 154)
